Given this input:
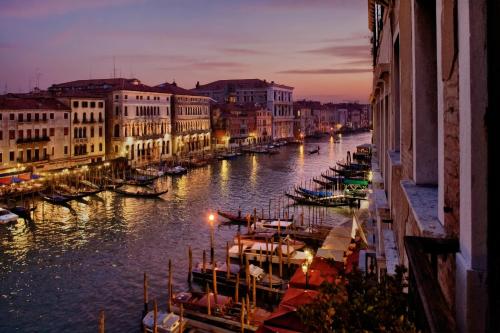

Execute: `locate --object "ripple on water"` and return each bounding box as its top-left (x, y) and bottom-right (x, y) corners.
top-left (0, 133), bottom-right (371, 332)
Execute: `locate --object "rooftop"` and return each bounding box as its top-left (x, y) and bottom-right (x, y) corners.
top-left (193, 79), bottom-right (294, 91)
top-left (0, 94), bottom-right (71, 111)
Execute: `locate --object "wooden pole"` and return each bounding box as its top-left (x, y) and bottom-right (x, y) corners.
top-left (268, 255), bottom-right (273, 289)
top-left (259, 247), bottom-right (263, 268)
top-left (253, 208), bottom-right (257, 232)
top-left (237, 232), bottom-right (243, 265)
top-left (246, 214), bottom-right (251, 234)
top-left (98, 310), bottom-right (105, 333)
top-left (252, 276), bottom-right (256, 308)
top-left (245, 257), bottom-right (250, 295)
top-left (179, 304), bottom-right (184, 333)
top-left (205, 283), bottom-right (211, 316)
top-left (188, 246), bottom-right (192, 284)
top-left (286, 239), bottom-right (291, 270)
top-left (226, 242), bottom-right (231, 280)
top-left (168, 259), bottom-right (172, 313)
top-left (246, 296), bottom-right (251, 324)
top-left (202, 250), bottom-right (206, 273)
top-left (278, 238), bottom-right (283, 278)
top-left (240, 300), bottom-right (245, 333)
top-left (153, 299), bottom-right (158, 333)
top-left (235, 274), bottom-right (240, 302)
top-left (213, 264), bottom-right (218, 305)
top-left (143, 272), bottom-right (148, 313)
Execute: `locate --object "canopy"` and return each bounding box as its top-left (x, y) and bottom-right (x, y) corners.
top-left (280, 288), bottom-right (319, 310)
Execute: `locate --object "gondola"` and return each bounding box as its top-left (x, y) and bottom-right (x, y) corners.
top-left (8, 206), bottom-right (36, 221)
top-left (328, 168), bottom-right (366, 178)
top-left (295, 187), bottom-right (334, 199)
top-left (164, 165), bottom-right (188, 176)
top-left (39, 192), bottom-right (72, 204)
top-left (217, 210), bottom-right (254, 224)
top-left (124, 175), bottom-right (159, 186)
top-left (336, 162), bottom-right (371, 171)
top-left (308, 148), bottom-right (320, 155)
top-left (313, 178), bottom-right (339, 187)
top-left (113, 187), bottom-right (168, 198)
top-left (285, 192), bottom-right (358, 207)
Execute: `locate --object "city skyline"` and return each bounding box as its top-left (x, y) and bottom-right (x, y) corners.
top-left (0, 0), bottom-right (371, 102)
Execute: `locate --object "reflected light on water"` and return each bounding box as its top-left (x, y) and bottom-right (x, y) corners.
top-left (250, 155), bottom-right (258, 187)
top-left (0, 132), bottom-right (372, 333)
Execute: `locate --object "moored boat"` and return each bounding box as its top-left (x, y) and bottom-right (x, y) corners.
top-left (142, 310), bottom-right (185, 333)
top-left (0, 208), bottom-right (19, 224)
top-left (114, 187), bottom-right (168, 198)
top-left (39, 191), bottom-right (72, 205)
top-left (217, 210), bottom-right (254, 224)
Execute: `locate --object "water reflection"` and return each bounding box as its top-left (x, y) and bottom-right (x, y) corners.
top-left (0, 132), bottom-right (371, 332)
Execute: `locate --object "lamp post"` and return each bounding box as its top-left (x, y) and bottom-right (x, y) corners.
top-left (209, 213), bottom-right (215, 263)
top-left (302, 249), bottom-right (314, 289)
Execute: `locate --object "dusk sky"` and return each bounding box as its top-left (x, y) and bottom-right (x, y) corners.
top-left (0, 0), bottom-right (371, 102)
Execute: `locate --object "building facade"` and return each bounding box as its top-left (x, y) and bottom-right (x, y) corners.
top-left (156, 82), bottom-right (211, 157)
top-left (56, 95), bottom-right (106, 164)
top-left (0, 95), bottom-right (71, 172)
top-left (193, 79), bottom-right (294, 140)
top-left (211, 103), bottom-right (260, 148)
top-left (50, 78), bottom-right (173, 164)
top-left (368, 0), bottom-right (497, 331)
top-left (255, 109), bottom-right (272, 144)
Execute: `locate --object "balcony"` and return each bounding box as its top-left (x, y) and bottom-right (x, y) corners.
top-left (16, 136), bottom-right (51, 145)
top-left (74, 137), bottom-right (88, 143)
top-left (132, 133), bottom-right (163, 140)
top-left (404, 236), bottom-right (459, 333)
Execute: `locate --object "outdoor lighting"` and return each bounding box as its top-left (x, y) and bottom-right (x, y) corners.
top-left (302, 249), bottom-right (314, 289)
top-left (209, 213), bottom-right (215, 263)
top-left (301, 262), bottom-right (309, 289)
top-left (368, 171), bottom-right (373, 182)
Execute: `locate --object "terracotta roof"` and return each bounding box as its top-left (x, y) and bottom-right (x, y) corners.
top-left (0, 95), bottom-right (71, 111)
top-left (213, 102), bottom-right (264, 113)
top-left (154, 82), bottom-right (205, 97)
top-left (50, 78), bottom-right (168, 94)
top-left (193, 79), bottom-right (293, 91)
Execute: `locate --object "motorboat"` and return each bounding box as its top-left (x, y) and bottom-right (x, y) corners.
top-left (0, 208), bottom-right (19, 225)
top-left (142, 310), bottom-right (185, 333)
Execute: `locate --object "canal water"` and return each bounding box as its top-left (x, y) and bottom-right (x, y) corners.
top-left (0, 132), bottom-right (371, 332)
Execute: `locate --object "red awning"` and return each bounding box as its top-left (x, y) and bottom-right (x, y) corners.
top-left (280, 288), bottom-right (318, 310)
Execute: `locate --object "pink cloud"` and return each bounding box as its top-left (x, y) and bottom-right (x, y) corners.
top-left (277, 68), bottom-right (371, 75)
top-left (0, 0), bottom-right (143, 18)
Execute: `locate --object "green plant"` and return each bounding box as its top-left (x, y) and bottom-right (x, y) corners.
top-left (298, 266), bottom-right (417, 333)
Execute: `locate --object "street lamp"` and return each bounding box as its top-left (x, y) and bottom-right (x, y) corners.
top-left (301, 249), bottom-right (314, 289)
top-left (209, 213), bottom-right (215, 263)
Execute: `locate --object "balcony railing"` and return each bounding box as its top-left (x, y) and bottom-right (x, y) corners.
top-left (74, 137), bottom-right (88, 143)
top-left (16, 136), bottom-right (51, 144)
top-left (404, 236), bottom-right (459, 333)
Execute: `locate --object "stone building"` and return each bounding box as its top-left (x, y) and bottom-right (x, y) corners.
top-left (210, 103), bottom-right (259, 148)
top-left (156, 82), bottom-right (211, 157)
top-left (192, 79), bottom-right (294, 140)
top-left (293, 100), bottom-right (320, 138)
top-left (255, 108), bottom-right (272, 144)
top-left (368, 0), bottom-right (498, 332)
top-left (55, 93), bottom-right (106, 164)
top-left (0, 94), bottom-right (71, 172)
top-left (50, 78), bottom-right (173, 164)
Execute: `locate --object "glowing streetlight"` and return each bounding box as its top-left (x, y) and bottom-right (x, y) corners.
top-left (302, 249), bottom-right (314, 289)
top-left (209, 213), bottom-right (215, 263)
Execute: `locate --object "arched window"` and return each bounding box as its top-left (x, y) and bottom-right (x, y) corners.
top-left (114, 124), bottom-right (120, 137)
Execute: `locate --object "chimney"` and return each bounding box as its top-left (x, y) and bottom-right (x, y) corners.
top-left (172, 80), bottom-right (177, 87)
top-left (196, 81), bottom-right (200, 88)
